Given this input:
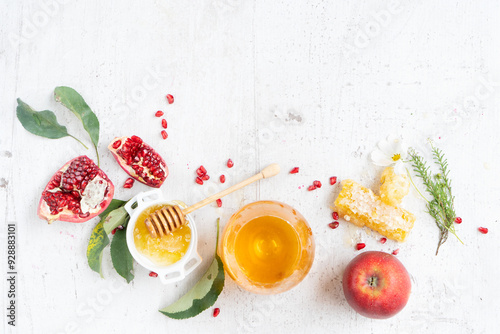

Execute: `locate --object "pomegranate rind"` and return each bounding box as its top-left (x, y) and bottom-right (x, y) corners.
top-left (37, 155), bottom-right (115, 224)
top-left (108, 136), bottom-right (168, 188)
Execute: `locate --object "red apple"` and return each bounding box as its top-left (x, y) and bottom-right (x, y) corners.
top-left (342, 251), bottom-right (411, 319)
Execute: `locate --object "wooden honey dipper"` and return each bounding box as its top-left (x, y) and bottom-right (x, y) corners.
top-left (145, 163), bottom-right (280, 238)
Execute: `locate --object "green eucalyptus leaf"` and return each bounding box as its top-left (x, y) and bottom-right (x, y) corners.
top-left (87, 199), bottom-right (128, 277)
top-left (87, 219), bottom-right (109, 278)
top-left (99, 199), bottom-right (127, 219)
top-left (16, 98), bottom-right (88, 148)
top-left (110, 228), bottom-right (134, 283)
top-left (103, 206), bottom-right (129, 235)
top-left (54, 86), bottom-right (100, 164)
top-left (159, 219), bottom-right (224, 319)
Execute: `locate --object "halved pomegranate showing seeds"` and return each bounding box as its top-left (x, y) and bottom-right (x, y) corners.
top-left (38, 155), bottom-right (114, 224)
top-left (108, 135), bottom-right (168, 188)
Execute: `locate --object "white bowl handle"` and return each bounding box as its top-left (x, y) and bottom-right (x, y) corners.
top-left (158, 252), bottom-right (203, 285)
top-left (125, 189), bottom-right (163, 216)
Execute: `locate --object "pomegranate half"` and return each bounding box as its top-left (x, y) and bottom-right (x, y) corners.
top-left (38, 155), bottom-right (115, 223)
top-left (108, 135), bottom-right (168, 188)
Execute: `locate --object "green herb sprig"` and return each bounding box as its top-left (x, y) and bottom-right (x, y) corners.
top-left (408, 141), bottom-right (463, 255)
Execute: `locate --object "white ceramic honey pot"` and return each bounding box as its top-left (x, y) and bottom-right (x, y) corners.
top-left (125, 189), bottom-right (202, 284)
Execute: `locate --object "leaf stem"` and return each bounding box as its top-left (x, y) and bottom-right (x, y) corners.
top-left (405, 167), bottom-right (429, 203)
top-left (69, 135), bottom-right (89, 149)
top-left (93, 144), bottom-right (100, 167)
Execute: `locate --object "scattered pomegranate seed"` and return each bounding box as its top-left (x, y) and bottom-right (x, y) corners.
top-left (332, 212), bottom-right (339, 220)
top-left (307, 185), bottom-right (316, 191)
top-left (111, 228), bottom-right (117, 235)
top-left (162, 119), bottom-right (168, 129)
top-left (117, 225), bottom-right (124, 230)
top-left (478, 227), bottom-right (488, 234)
top-left (123, 178), bottom-right (134, 189)
top-left (166, 94), bottom-right (174, 104)
top-left (216, 199), bottom-right (222, 207)
top-left (202, 174), bottom-right (210, 181)
top-left (227, 159), bottom-right (234, 168)
top-left (161, 130), bottom-right (168, 139)
top-left (196, 169), bottom-right (205, 177)
top-left (329, 222), bottom-right (339, 229)
top-left (155, 110), bottom-right (164, 117)
top-left (392, 249), bottom-right (400, 255)
top-left (330, 176), bottom-right (337, 185)
top-left (199, 166), bottom-right (207, 174)
top-left (454, 217), bottom-right (462, 224)
top-left (356, 243), bottom-right (366, 251)
top-left (220, 175), bottom-right (226, 183)
top-left (290, 167), bottom-right (299, 174)
top-left (149, 271), bottom-right (158, 277)
top-left (112, 140), bottom-right (122, 149)
top-left (195, 177), bottom-right (204, 185)
top-left (380, 237), bottom-right (387, 244)
top-left (213, 308), bottom-right (220, 317)
top-left (313, 180), bottom-right (322, 188)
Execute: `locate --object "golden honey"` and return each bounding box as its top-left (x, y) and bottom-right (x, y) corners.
top-left (234, 215), bottom-right (301, 284)
top-left (134, 204), bottom-right (191, 266)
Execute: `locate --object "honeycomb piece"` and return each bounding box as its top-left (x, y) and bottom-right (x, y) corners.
top-left (379, 167), bottom-right (410, 206)
top-left (334, 180), bottom-right (415, 242)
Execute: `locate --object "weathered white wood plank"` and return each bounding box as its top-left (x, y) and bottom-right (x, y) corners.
top-left (1, 0), bottom-right (499, 333)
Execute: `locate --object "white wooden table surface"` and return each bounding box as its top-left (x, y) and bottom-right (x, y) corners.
top-left (2, 1), bottom-right (500, 333)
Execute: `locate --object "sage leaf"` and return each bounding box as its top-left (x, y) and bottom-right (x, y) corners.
top-left (16, 98), bottom-right (88, 148)
top-left (159, 219), bottom-right (224, 319)
top-left (87, 219), bottom-right (109, 278)
top-left (110, 228), bottom-right (134, 283)
top-left (87, 199), bottom-right (128, 277)
top-left (54, 86), bottom-right (100, 164)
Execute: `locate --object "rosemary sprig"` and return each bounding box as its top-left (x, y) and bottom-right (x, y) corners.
top-left (408, 142), bottom-right (462, 255)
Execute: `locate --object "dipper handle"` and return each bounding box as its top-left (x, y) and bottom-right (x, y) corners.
top-left (182, 163), bottom-right (280, 215)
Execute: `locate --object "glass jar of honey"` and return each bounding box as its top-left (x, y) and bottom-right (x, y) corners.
top-left (220, 201), bottom-right (315, 294)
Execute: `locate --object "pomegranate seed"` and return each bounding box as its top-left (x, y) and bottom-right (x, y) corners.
top-left (356, 243), bottom-right (366, 251)
top-left (290, 167), bottom-right (299, 174)
top-left (155, 110), bottom-right (164, 117)
top-left (213, 308), bottom-right (220, 317)
top-left (216, 199), bottom-right (222, 207)
top-left (329, 222), bottom-right (339, 229)
top-left (166, 94), bottom-right (174, 104)
top-left (220, 175), bottom-right (226, 183)
top-left (199, 166), bottom-right (207, 174)
top-left (478, 227), bottom-right (488, 234)
top-left (307, 185), bottom-right (316, 191)
top-left (123, 178), bottom-right (134, 188)
top-left (454, 217), bottom-right (462, 224)
top-left (112, 140), bottom-right (122, 149)
top-left (227, 159), bottom-right (234, 168)
top-left (380, 237), bottom-right (387, 244)
top-left (196, 169), bottom-right (205, 177)
top-left (195, 177), bottom-right (204, 185)
top-left (313, 180), bottom-right (322, 188)
top-left (111, 228), bottom-right (117, 235)
top-left (117, 225), bottom-right (124, 230)
top-left (149, 271), bottom-right (158, 277)
top-left (161, 130), bottom-right (168, 139)
top-left (202, 174), bottom-right (210, 181)
top-left (392, 249), bottom-right (400, 255)
top-left (161, 119), bottom-right (168, 129)
top-left (330, 176), bottom-right (337, 185)
top-left (332, 212), bottom-right (339, 220)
